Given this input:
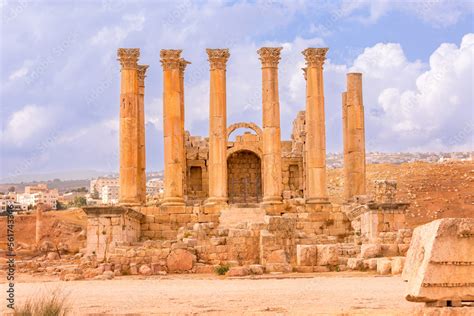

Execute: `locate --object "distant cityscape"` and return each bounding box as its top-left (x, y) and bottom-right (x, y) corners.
top-left (0, 151), bottom-right (471, 213)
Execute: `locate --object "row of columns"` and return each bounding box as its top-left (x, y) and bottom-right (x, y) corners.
top-left (117, 47), bottom-right (366, 206)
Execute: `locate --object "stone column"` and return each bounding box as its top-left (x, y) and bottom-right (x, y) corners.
top-left (205, 49), bottom-right (230, 206)
top-left (137, 65), bottom-right (148, 205)
top-left (178, 59), bottom-right (190, 197)
top-left (117, 48), bottom-right (140, 205)
top-left (302, 48), bottom-right (329, 204)
top-left (160, 50), bottom-right (185, 206)
top-left (343, 73), bottom-right (366, 199)
top-left (258, 47), bottom-right (283, 205)
top-left (35, 203), bottom-right (43, 244)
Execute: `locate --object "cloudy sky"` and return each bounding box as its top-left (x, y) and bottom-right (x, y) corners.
top-left (1, 0), bottom-right (473, 181)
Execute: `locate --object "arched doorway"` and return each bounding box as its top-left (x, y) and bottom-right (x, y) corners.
top-left (227, 150), bottom-right (262, 204)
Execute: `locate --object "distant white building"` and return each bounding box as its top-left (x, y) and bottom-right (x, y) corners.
top-left (17, 184), bottom-right (58, 210)
top-left (101, 185), bottom-right (119, 205)
top-left (0, 193), bottom-right (25, 212)
top-left (90, 177), bottom-right (118, 198)
top-left (146, 178), bottom-right (163, 197)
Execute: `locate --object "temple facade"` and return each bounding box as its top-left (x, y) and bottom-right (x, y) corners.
top-left (115, 47), bottom-right (367, 210)
top-left (83, 46), bottom-right (412, 273)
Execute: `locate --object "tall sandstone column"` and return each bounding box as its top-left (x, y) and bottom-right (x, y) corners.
top-left (178, 59), bottom-right (190, 196)
top-left (302, 48), bottom-right (329, 204)
top-left (343, 73), bottom-right (366, 200)
top-left (258, 47), bottom-right (283, 205)
top-left (137, 65), bottom-right (149, 204)
top-left (206, 49), bottom-right (230, 205)
top-left (160, 49), bottom-right (185, 206)
top-left (118, 48), bottom-right (140, 205)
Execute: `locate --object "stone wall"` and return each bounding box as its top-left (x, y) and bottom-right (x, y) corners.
top-left (227, 150), bottom-right (262, 204)
top-left (84, 207), bottom-right (143, 260)
top-left (185, 133), bottom-right (209, 202)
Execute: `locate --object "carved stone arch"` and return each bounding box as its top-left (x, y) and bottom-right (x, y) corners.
top-left (227, 122), bottom-right (262, 139)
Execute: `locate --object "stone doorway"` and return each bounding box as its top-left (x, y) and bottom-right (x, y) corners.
top-left (227, 150), bottom-right (262, 204)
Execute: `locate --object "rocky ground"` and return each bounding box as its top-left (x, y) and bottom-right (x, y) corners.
top-left (328, 161), bottom-right (474, 227)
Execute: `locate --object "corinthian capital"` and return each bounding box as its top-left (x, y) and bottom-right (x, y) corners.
top-left (138, 65), bottom-right (149, 86)
top-left (302, 48), bottom-right (329, 68)
top-left (178, 58), bottom-right (191, 76)
top-left (160, 49), bottom-right (182, 70)
top-left (117, 48), bottom-right (140, 69)
top-left (206, 48), bottom-right (230, 70)
top-left (257, 47), bottom-right (283, 68)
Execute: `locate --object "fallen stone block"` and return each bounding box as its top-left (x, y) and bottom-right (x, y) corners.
top-left (167, 249), bottom-right (196, 273)
top-left (347, 258), bottom-right (363, 270)
top-left (403, 218), bottom-right (474, 304)
top-left (363, 258), bottom-right (378, 270)
top-left (377, 258), bottom-right (391, 275)
top-left (139, 264), bottom-right (152, 276)
top-left (249, 264), bottom-right (264, 275)
top-left (359, 244), bottom-right (381, 259)
top-left (226, 266), bottom-right (250, 277)
top-left (391, 256), bottom-right (405, 275)
top-left (296, 245), bottom-right (317, 266)
top-left (265, 263), bottom-right (292, 273)
top-left (316, 245), bottom-right (338, 266)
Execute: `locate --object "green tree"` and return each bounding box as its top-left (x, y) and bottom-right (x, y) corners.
top-left (72, 196), bottom-right (87, 207)
top-left (8, 186), bottom-right (15, 192)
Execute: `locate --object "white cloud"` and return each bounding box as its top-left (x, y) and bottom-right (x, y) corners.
top-left (1, 104), bottom-right (56, 146)
top-left (8, 60), bottom-right (33, 81)
top-left (355, 33), bottom-right (474, 151)
top-left (339, 0), bottom-right (473, 27)
top-left (90, 13), bottom-right (145, 46)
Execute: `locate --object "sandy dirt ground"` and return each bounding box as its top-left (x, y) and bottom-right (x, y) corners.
top-left (1, 273), bottom-right (420, 315)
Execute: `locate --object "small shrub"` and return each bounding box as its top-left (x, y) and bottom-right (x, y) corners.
top-left (183, 231), bottom-right (192, 238)
top-left (14, 288), bottom-right (70, 316)
top-left (214, 264), bottom-right (230, 276)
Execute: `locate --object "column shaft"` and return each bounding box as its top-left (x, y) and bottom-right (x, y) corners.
top-left (343, 73), bottom-right (366, 199)
top-left (258, 47), bottom-right (283, 205)
top-left (160, 50), bottom-right (185, 206)
top-left (118, 48), bottom-right (140, 205)
top-left (302, 48), bottom-right (329, 204)
top-left (179, 59), bottom-right (190, 198)
top-left (206, 49), bottom-right (230, 205)
top-left (137, 65), bottom-right (148, 204)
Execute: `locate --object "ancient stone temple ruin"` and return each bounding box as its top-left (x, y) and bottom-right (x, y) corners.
top-left (83, 47), bottom-right (413, 276)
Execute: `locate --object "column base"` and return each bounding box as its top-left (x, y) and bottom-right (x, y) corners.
top-left (119, 200), bottom-right (142, 207)
top-left (261, 195), bottom-right (283, 205)
top-left (204, 197), bottom-right (228, 206)
top-left (161, 197), bottom-right (185, 207)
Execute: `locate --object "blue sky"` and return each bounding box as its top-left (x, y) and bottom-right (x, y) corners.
top-left (1, 0), bottom-right (473, 181)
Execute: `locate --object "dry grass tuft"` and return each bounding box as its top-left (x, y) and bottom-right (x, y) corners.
top-left (14, 288), bottom-right (70, 316)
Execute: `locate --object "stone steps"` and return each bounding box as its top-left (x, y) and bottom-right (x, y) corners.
top-left (219, 207), bottom-right (266, 228)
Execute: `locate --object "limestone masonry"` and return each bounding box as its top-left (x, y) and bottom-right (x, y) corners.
top-left (78, 47), bottom-right (472, 308)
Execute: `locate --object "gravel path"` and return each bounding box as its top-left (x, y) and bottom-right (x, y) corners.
top-left (1, 273), bottom-right (417, 315)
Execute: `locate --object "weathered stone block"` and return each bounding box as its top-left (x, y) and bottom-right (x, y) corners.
top-left (376, 258), bottom-right (391, 275)
top-left (296, 245), bottom-right (317, 266)
top-left (166, 249), bottom-right (196, 273)
top-left (347, 258), bottom-right (363, 270)
top-left (316, 245), bottom-right (338, 266)
top-left (359, 244), bottom-right (381, 259)
top-left (391, 256), bottom-right (405, 275)
top-left (404, 218), bottom-right (474, 303)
